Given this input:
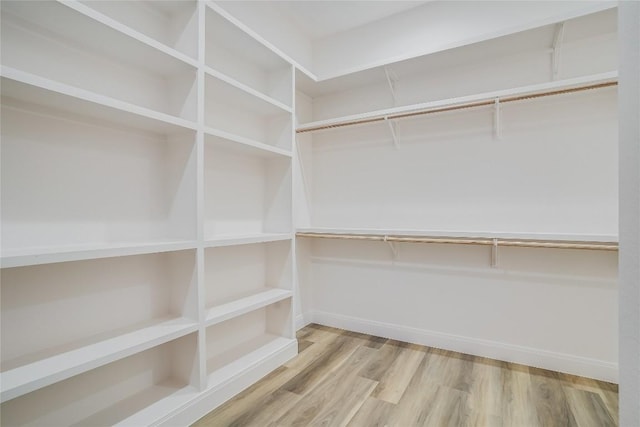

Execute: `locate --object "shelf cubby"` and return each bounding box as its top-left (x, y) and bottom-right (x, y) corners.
top-left (1, 0), bottom-right (198, 122)
top-left (77, 0), bottom-right (199, 62)
top-left (205, 4), bottom-right (292, 108)
top-left (0, 250), bottom-right (198, 402)
top-left (204, 136), bottom-right (292, 239)
top-left (204, 240), bottom-right (292, 326)
top-left (204, 73), bottom-right (292, 151)
top-left (205, 302), bottom-right (294, 388)
top-left (0, 99), bottom-right (197, 252)
top-left (1, 333), bottom-right (199, 426)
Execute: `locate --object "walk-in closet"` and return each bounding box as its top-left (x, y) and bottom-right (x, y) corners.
top-left (1, 1), bottom-right (638, 426)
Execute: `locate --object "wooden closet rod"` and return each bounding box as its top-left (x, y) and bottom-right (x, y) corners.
top-left (296, 81), bottom-right (618, 134)
top-left (296, 232), bottom-right (619, 251)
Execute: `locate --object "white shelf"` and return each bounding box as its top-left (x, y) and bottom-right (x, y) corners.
top-left (1, 67), bottom-right (197, 133)
top-left (68, 0), bottom-right (199, 67)
top-left (206, 335), bottom-right (296, 389)
top-left (2, 1), bottom-right (196, 76)
top-left (204, 233), bottom-right (292, 248)
top-left (0, 317), bottom-right (198, 403)
top-left (296, 72), bottom-right (618, 132)
top-left (205, 127), bottom-right (292, 159)
top-left (1, 239), bottom-right (198, 268)
top-left (206, 289), bottom-right (293, 327)
top-left (204, 2), bottom-right (292, 108)
top-left (205, 67), bottom-right (292, 114)
top-left (296, 228), bottom-right (619, 244)
top-left (205, 69), bottom-right (292, 116)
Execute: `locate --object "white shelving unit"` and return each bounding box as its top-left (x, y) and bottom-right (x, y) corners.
top-left (1, 1), bottom-right (296, 425)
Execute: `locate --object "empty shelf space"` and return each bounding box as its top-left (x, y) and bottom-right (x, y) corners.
top-left (1, 68), bottom-right (197, 133)
top-left (205, 288), bottom-right (293, 326)
top-left (1, 1), bottom-right (198, 121)
top-left (1, 101), bottom-right (197, 251)
top-left (1, 239), bottom-right (198, 268)
top-left (205, 128), bottom-right (292, 159)
top-left (204, 143), bottom-right (291, 239)
top-left (75, 0), bottom-right (199, 63)
top-left (205, 4), bottom-right (292, 107)
top-left (205, 68), bottom-right (292, 115)
top-left (0, 317), bottom-right (198, 403)
top-left (207, 335), bottom-right (296, 389)
top-left (1, 334), bottom-right (199, 426)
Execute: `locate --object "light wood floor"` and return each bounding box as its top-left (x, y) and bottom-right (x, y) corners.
top-left (193, 324), bottom-right (618, 427)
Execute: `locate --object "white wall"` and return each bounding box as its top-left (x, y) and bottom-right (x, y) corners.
top-left (618, 2), bottom-right (640, 425)
top-left (306, 238), bottom-right (618, 381)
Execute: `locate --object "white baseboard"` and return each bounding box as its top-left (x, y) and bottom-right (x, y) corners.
top-left (295, 313), bottom-right (313, 330)
top-left (309, 310), bottom-right (618, 383)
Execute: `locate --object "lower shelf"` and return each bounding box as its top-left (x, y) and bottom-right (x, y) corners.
top-left (207, 335), bottom-right (296, 389)
top-left (1, 334), bottom-right (200, 426)
top-left (205, 288), bottom-right (292, 326)
top-left (1, 317), bottom-right (198, 403)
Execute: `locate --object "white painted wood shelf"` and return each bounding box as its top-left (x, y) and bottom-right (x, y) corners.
top-left (206, 335), bottom-right (296, 389)
top-left (0, 68), bottom-right (198, 132)
top-left (206, 289), bottom-right (293, 326)
top-left (1, 1), bottom-right (296, 425)
top-left (204, 233), bottom-right (292, 248)
top-left (0, 317), bottom-right (198, 403)
top-left (0, 240), bottom-right (198, 269)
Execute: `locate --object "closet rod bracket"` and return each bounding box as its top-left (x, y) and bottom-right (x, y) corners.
top-left (491, 238), bottom-right (499, 268)
top-left (384, 116), bottom-right (399, 149)
top-left (552, 22), bottom-right (565, 80)
top-left (493, 99), bottom-right (502, 140)
top-left (384, 235), bottom-right (399, 259)
top-left (384, 66), bottom-right (398, 106)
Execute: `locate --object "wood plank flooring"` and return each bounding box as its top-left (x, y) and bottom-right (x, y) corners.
top-left (192, 324), bottom-right (618, 427)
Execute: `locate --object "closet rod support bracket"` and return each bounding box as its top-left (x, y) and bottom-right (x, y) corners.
top-left (493, 99), bottom-right (502, 140)
top-left (384, 66), bottom-right (398, 106)
top-left (384, 116), bottom-right (400, 149)
top-left (384, 235), bottom-right (399, 259)
top-left (552, 22), bottom-right (565, 80)
top-left (491, 238), bottom-right (499, 268)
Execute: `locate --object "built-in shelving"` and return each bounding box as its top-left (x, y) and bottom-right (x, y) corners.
top-left (204, 233), bottom-right (292, 248)
top-left (205, 126), bottom-right (292, 159)
top-left (1, 1), bottom-right (295, 424)
top-left (204, 138), bottom-right (292, 239)
top-left (205, 3), bottom-right (292, 108)
top-left (1, 334), bottom-right (200, 426)
top-left (1, 95), bottom-right (197, 253)
top-left (0, 239), bottom-right (198, 268)
top-left (0, 317), bottom-right (198, 403)
top-left (206, 289), bottom-right (293, 326)
top-left (1, 1), bottom-right (198, 122)
top-left (206, 304), bottom-right (294, 388)
top-left (75, 0), bottom-right (200, 63)
top-left (1, 68), bottom-right (198, 132)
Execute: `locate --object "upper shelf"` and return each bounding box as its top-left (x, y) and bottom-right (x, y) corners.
top-left (1, 67), bottom-right (197, 134)
top-left (205, 3), bottom-right (293, 108)
top-left (296, 72), bottom-right (618, 133)
top-left (74, 0), bottom-right (199, 63)
top-left (0, 239), bottom-right (198, 269)
top-left (205, 68), bottom-right (292, 115)
top-left (2, 1), bottom-right (197, 74)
